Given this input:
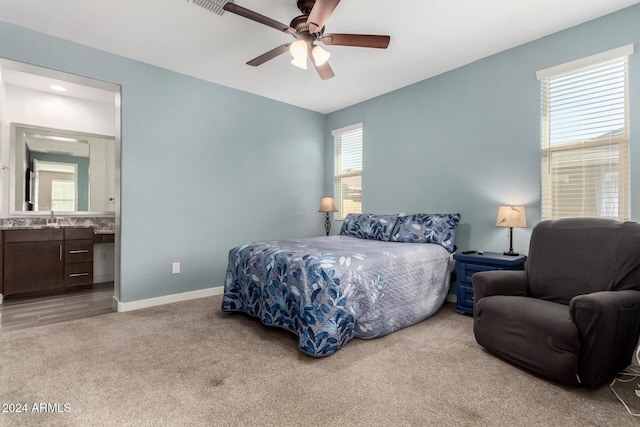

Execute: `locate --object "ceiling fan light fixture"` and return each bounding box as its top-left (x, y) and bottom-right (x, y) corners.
top-left (289, 39), bottom-right (307, 59)
top-left (291, 55), bottom-right (308, 70)
top-left (223, 0), bottom-right (391, 80)
top-left (290, 39), bottom-right (308, 69)
top-left (311, 45), bottom-right (330, 66)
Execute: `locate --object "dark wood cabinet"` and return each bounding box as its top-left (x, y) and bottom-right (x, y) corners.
top-left (94, 233), bottom-right (115, 244)
top-left (1, 228), bottom-right (95, 297)
top-left (2, 229), bottom-right (65, 296)
top-left (64, 228), bottom-right (94, 288)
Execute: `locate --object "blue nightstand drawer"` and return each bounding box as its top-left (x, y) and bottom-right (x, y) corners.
top-left (461, 283), bottom-right (474, 306)
top-left (462, 263), bottom-right (500, 282)
top-left (453, 252), bottom-right (527, 316)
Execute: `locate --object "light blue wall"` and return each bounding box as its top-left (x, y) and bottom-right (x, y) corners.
top-left (326, 5), bottom-right (640, 262)
top-left (0, 21), bottom-right (326, 302)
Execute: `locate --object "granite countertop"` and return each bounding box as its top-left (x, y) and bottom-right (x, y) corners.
top-left (0, 216), bottom-right (115, 234)
top-left (0, 224), bottom-right (115, 234)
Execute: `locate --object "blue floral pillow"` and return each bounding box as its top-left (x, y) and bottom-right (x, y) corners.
top-left (340, 213), bottom-right (399, 241)
top-left (390, 213), bottom-right (461, 252)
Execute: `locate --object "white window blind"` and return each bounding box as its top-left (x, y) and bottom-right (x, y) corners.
top-left (538, 45), bottom-right (632, 220)
top-left (332, 124), bottom-right (362, 220)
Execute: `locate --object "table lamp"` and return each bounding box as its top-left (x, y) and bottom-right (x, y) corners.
top-left (318, 197), bottom-right (338, 236)
top-left (496, 205), bottom-right (527, 256)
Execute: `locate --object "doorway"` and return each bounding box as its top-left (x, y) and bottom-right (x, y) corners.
top-left (0, 58), bottom-right (121, 315)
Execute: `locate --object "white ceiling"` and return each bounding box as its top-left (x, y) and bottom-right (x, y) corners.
top-left (1, 0), bottom-right (639, 113)
top-left (1, 65), bottom-right (117, 104)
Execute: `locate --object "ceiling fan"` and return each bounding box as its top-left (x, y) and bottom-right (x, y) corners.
top-left (223, 0), bottom-right (391, 80)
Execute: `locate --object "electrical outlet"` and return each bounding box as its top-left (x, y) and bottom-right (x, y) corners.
top-left (172, 262), bottom-right (180, 274)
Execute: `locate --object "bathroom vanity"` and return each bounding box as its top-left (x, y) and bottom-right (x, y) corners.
top-left (1, 227), bottom-right (95, 296)
top-left (0, 220), bottom-right (115, 298)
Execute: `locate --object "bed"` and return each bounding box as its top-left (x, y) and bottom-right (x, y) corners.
top-left (221, 213), bottom-right (460, 357)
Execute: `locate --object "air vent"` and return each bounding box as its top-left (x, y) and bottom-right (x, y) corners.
top-left (188, 0), bottom-right (234, 16)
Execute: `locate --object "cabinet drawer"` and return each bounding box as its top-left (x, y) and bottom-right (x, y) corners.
top-left (3, 228), bottom-right (64, 243)
top-left (65, 262), bottom-right (93, 287)
top-left (455, 280), bottom-right (474, 315)
top-left (462, 263), bottom-right (501, 282)
top-left (64, 227), bottom-right (94, 240)
top-left (65, 240), bottom-right (94, 263)
top-left (461, 283), bottom-right (474, 306)
top-left (94, 233), bottom-right (115, 243)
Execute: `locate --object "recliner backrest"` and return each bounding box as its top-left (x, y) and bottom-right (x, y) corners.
top-left (526, 218), bottom-right (640, 304)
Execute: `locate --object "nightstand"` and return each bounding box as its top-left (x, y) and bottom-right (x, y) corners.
top-left (452, 252), bottom-right (527, 315)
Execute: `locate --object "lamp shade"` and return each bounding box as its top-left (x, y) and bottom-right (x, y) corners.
top-left (496, 206), bottom-right (527, 228)
top-left (291, 55), bottom-right (308, 69)
top-left (290, 39), bottom-right (308, 69)
top-left (318, 197), bottom-right (338, 213)
top-left (289, 39), bottom-right (307, 58)
top-left (312, 45), bottom-right (330, 66)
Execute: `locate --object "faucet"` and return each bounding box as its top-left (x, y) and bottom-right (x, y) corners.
top-left (47, 210), bottom-right (59, 226)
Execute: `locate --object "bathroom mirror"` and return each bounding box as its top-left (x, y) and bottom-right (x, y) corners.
top-left (0, 58), bottom-right (119, 216)
top-left (11, 124), bottom-right (115, 213)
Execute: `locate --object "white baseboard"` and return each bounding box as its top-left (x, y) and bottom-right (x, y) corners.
top-left (114, 286), bottom-right (224, 312)
top-left (446, 294), bottom-right (457, 303)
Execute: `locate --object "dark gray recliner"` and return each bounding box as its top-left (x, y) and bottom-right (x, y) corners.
top-left (472, 217), bottom-right (640, 388)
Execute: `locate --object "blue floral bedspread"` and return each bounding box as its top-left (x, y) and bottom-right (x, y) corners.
top-left (221, 236), bottom-right (455, 357)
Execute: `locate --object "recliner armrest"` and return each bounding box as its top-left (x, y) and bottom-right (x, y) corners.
top-left (472, 270), bottom-right (528, 313)
top-left (570, 289), bottom-right (640, 388)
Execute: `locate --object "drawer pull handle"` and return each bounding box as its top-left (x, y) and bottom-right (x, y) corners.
top-left (69, 249), bottom-right (90, 254)
top-left (69, 273), bottom-right (90, 277)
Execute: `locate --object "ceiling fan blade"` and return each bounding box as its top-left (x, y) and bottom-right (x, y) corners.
top-left (320, 34), bottom-right (391, 49)
top-left (307, 0), bottom-right (341, 33)
top-left (312, 60), bottom-right (335, 80)
top-left (246, 43), bottom-right (292, 66)
top-left (224, 3), bottom-right (296, 36)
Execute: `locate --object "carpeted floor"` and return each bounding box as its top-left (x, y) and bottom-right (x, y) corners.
top-left (0, 295), bottom-right (637, 426)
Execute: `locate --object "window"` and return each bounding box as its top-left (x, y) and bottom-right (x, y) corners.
top-left (537, 45), bottom-right (632, 220)
top-left (33, 159), bottom-right (78, 211)
top-left (51, 179), bottom-right (76, 211)
top-left (332, 123), bottom-right (363, 220)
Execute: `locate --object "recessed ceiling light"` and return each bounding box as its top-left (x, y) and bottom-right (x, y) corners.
top-left (50, 84), bottom-right (67, 92)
